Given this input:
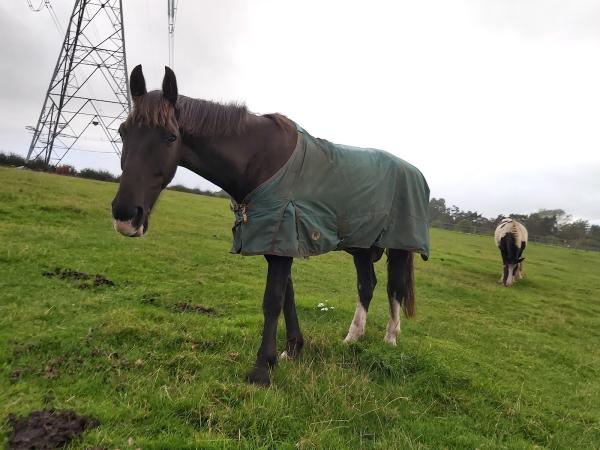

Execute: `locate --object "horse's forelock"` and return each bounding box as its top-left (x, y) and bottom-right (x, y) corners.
top-left (126, 91), bottom-right (178, 134)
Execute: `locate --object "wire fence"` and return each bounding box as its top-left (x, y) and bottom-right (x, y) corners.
top-left (431, 222), bottom-right (600, 252)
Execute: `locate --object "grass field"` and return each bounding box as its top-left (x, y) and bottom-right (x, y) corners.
top-left (1, 166), bottom-right (599, 449)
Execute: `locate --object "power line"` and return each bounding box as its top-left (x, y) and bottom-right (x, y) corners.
top-left (26, 0), bottom-right (46, 12)
top-left (168, 0), bottom-right (178, 67)
top-left (27, 0), bottom-right (66, 35)
top-left (46, 1), bottom-right (65, 35)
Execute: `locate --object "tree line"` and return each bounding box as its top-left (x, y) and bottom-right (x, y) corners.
top-left (429, 198), bottom-right (600, 251)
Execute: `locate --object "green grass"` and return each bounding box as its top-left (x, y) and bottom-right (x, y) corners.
top-left (1, 166), bottom-right (599, 449)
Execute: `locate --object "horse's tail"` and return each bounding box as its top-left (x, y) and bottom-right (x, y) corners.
top-left (387, 249), bottom-right (416, 318)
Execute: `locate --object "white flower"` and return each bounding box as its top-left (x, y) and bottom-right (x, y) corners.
top-left (321, 307), bottom-right (329, 311)
top-left (317, 302), bottom-right (325, 308)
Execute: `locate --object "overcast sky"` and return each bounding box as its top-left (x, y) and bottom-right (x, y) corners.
top-left (1, 0), bottom-right (599, 224)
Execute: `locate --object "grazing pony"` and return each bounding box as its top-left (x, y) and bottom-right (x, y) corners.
top-left (494, 218), bottom-right (528, 287)
top-left (111, 66), bottom-right (431, 386)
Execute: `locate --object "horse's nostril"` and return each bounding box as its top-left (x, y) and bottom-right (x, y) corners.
top-left (112, 203), bottom-right (141, 222)
top-left (132, 206), bottom-right (144, 227)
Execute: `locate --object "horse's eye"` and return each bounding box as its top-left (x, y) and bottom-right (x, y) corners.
top-left (162, 132), bottom-right (177, 143)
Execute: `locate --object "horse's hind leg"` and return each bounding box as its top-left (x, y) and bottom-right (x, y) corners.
top-left (280, 276), bottom-right (304, 360)
top-left (247, 254), bottom-right (293, 386)
top-left (385, 249), bottom-right (415, 346)
top-left (344, 249), bottom-right (377, 343)
top-left (516, 242), bottom-right (526, 280)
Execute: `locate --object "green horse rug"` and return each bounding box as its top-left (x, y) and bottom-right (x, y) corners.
top-left (230, 124), bottom-right (430, 259)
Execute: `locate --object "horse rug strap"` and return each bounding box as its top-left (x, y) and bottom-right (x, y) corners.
top-left (230, 124), bottom-right (430, 258)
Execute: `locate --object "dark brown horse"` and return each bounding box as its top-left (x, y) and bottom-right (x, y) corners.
top-left (111, 66), bottom-right (429, 386)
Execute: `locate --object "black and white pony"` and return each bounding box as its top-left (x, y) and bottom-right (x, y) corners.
top-left (494, 218), bottom-right (528, 287)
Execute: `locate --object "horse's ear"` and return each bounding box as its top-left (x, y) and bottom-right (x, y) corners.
top-left (162, 66), bottom-right (178, 107)
top-left (130, 64), bottom-right (147, 98)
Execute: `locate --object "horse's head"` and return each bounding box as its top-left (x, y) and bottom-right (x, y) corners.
top-left (502, 256), bottom-right (525, 286)
top-left (112, 65), bottom-right (183, 237)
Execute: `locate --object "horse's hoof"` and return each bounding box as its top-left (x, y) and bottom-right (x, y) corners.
top-left (246, 367), bottom-right (270, 386)
top-left (344, 330), bottom-right (365, 343)
top-left (281, 340), bottom-right (303, 360)
top-left (281, 349), bottom-right (301, 360)
top-left (280, 349), bottom-right (301, 360)
top-left (383, 335), bottom-right (397, 346)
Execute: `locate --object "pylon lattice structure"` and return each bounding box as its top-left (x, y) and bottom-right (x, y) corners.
top-left (27, 0), bottom-right (130, 166)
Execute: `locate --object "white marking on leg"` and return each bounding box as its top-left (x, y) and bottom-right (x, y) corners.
top-left (516, 263), bottom-right (524, 280)
top-left (384, 299), bottom-right (401, 346)
top-left (505, 265), bottom-right (515, 286)
top-left (344, 300), bottom-right (367, 343)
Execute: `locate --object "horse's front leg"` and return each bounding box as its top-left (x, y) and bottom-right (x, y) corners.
top-left (516, 262), bottom-right (525, 280)
top-left (247, 254), bottom-right (293, 386)
top-left (281, 276), bottom-right (304, 360)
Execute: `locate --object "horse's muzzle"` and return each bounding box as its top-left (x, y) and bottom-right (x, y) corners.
top-left (113, 218), bottom-right (145, 237)
top-left (112, 203), bottom-right (148, 237)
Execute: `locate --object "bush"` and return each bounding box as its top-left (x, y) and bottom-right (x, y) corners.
top-left (0, 152), bottom-right (53, 171)
top-left (0, 153), bottom-right (27, 167)
top-left (55, 165), bottom-right (76, 176)
top-left (28, 159), bottom-right (51, 172)
top-left (213, 190), bottom-right (230, 199)
top-left (76, 168), bottom-right (118, 182)
top-left (167, 184), bottom-right (229, 198)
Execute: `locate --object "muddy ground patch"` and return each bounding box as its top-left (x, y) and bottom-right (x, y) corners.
top-left (139, 295), bottom-right (217, 315)
top-left (174, 302), bottom-right (216, 314)
top-left (42, 267), bottom-right (115, 289)
top-left (7, 409), bottom-right (99, 450)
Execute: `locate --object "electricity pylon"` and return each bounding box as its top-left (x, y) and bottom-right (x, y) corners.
top-left (27, 0), bottom-right (130, 166)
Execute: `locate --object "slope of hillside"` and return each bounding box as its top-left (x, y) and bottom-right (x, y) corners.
top-left (1, 167), bottom-right (599, 449)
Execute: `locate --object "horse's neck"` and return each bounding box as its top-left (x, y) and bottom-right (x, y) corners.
top-left (179, 114), bottom-right (297, 202)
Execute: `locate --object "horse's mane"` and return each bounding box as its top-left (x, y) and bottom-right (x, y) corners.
top-left (177, 95), bottom-right (248, 137)
top-left (126, 91), bottom-right (249, 137)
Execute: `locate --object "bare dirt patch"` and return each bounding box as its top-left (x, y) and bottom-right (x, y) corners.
top-left (7, 410), bottom-right (99, 450)
top-left (43, 356), bottom-right (66, 379)
top-left (174, 302), bottom-right (216, 314)
top-left (42, 267), bottom-right (115, 288)
top-left (9, 368), bottom-right (23, 383)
